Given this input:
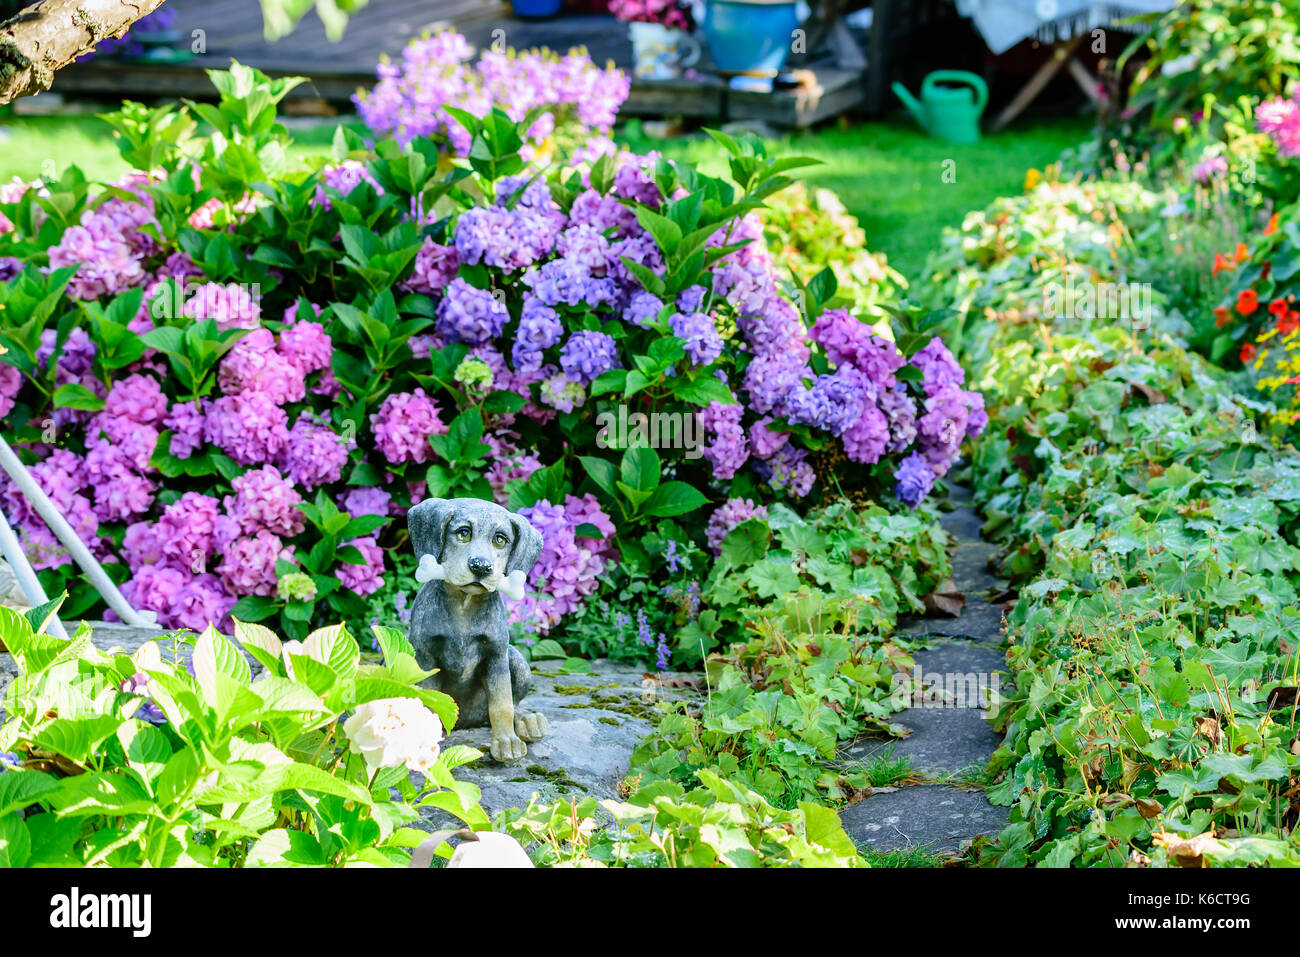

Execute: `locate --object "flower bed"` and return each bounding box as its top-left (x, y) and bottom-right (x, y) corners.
top-left (931, 172), bottom-right (1300, 867)
top-left (0, 52), bottom-right (984, 652)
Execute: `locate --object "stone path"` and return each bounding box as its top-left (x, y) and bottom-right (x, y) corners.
top-left (838, 484), bottom-right (1012, 861)
top-left (434, 661), bottom-right (698, 820)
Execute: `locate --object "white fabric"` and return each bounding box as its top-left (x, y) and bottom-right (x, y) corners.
top-left (954, 0), bottom-right (1175, 55)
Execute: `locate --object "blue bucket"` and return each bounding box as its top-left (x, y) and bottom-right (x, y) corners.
top-left (702, 0), bottom-right (802, 75)
top-left (512, 0), bottom-right (563, 18)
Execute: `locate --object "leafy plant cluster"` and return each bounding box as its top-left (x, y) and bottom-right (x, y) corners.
top-left (484, 504), bottom-right (953, 865)
top-left (761, 180), bottom-right (908, 319)
top-left (0, 604), bottom-right (486, 867)
top-left (0, 62), bottom-right (976, 647)
top-left (932, 176), bottom-right (1300, 867)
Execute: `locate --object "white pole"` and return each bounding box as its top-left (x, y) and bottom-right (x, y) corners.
top-left (0, 506), bottom-right (69, 639)
top-left (0, 436), bottom-right (155, 629)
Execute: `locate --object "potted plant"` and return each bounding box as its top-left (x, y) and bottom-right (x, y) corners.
top-left (610, 0), bottom-right (701, 80)
top-left (701, 0), bottom-right (802, 75)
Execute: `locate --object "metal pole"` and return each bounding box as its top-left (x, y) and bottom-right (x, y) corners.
top-left (0, 505), bottom-right (68, 639)
top-left (0, 435), bottom-right (155, 628)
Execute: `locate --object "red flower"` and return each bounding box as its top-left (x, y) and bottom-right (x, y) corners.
top-left (1270, 297), bottom-right (1289, 318)
top-left (1241, 342), bottom-right (1257, 363)
top-left (1278, 311), bottom-right (1300, 336)
top-left (1237, 289), bottom-right (1260, 316)
top-left (1214, 306), bottom-right (1230, 328)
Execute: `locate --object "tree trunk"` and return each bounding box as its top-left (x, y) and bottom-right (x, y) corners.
top-left (0, 0), bottom-right (169, 105)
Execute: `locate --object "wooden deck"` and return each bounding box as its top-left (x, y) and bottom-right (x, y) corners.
top-left (46, 0), bottom-right (867, 126)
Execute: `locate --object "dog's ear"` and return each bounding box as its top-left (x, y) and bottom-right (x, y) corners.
top-left (506, 511), bottom-right (543, 575)
top-left (408, 498), bottom-right (455, 562)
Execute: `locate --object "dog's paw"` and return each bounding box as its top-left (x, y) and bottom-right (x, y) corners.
top-left (515, 711), bottom-right (549, 742)
top-left (490, 730), bottom-right (527, 762)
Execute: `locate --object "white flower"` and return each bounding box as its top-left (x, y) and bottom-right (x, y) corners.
top-left (342, 697), bottom-right (444, 773)
top-left (281, 640), bottom-right (305, 680)
top-left (447, 832), bottom-right (534, 869)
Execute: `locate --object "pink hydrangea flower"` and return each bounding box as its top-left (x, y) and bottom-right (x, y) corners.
top-left (183, 281), bottom-right (261, 332)
top-left (225, 466), bottom-right (306, 537)
top-left (278, 414), bottom-right (351, 489)
top-left (217, 328), bottom-right (306, 404)
top-left (279, 319), bottom-right (332, 375)
top-left (336, 535), bottom-right (384, 595)
top-left (218, 531), bottom-right (292, 597)
top-left (204, 391), bottom-right (290, 465)
top-left (369, 388), bottom-right (448, 464)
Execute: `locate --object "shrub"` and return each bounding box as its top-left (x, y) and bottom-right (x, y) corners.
top-left (353, 30), bottom-right (629, 165)
top-left (0, 63), bottom-right (983, 646)
top-left (0, 604), bottom-right (487, 867)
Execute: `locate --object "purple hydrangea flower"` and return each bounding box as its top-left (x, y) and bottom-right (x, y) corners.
top-left (436, 278), bottom-right (509, 345)
top-left (560, 331), bottom-right (620, 383)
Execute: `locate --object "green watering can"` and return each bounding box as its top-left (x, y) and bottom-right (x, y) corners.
top-left (892, 71), bottom-right (989, 144)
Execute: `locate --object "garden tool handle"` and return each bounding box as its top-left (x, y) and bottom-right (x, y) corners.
top-left (922, 70), bottom-right (989, 113)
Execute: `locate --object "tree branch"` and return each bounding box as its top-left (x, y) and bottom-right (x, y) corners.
top-left (0, 0), bottom-right (169, 105)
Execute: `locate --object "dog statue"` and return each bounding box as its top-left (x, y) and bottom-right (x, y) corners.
top-left (407, 497), bottom-right (549, 762)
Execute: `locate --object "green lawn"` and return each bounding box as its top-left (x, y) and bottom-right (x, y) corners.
top-left (619, 116), bottom-right (1093, 282)
top-left (0, 110), bottom-right (1093, 284)
top-left (0, 113), bottom-right (359, 189)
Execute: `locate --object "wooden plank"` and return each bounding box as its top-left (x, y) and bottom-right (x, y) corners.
top-left (728, 66), bottom-right (865, 127)
top-left (624, 76), bottom-right (726, 118)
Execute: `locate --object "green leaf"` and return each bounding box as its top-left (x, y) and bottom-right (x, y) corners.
top-left (53, 383), bottom-right (105, 411)
top-left (0, 816), bottom-right (31, 868)
top-left (33, 715), bottom-right (124, 766)
top-left (0, 768), bottom-right (59, 817)
top-left (621, 445), bottom-right (661, 493)
top-left (719, 518), bottom-right (771, 566)
top-left (642, 481), bottom-right (709, 518)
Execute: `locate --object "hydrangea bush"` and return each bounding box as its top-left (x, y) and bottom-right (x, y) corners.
top-left (0, 63), bottom-right (983, 648)
top-left (354, 30), bottom-right (629, 165)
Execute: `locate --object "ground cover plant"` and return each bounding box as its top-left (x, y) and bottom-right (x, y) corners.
top-left (928, 170), bottom-right (1300, 867)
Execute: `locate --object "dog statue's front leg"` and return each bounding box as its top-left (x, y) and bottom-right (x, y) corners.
top-left (486, 654), bottom-right (526, 762)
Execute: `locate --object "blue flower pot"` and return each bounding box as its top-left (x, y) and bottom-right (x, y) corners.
top-left (702, 0), bottom-right (802, 75)
top-left (512, 0), bottom-right (563, 19)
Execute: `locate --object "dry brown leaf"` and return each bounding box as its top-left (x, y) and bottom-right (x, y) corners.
top-left (1135, 797), bottom-right (1163, 820)
top-left (923, 579), bottom-right (966, 618)
top-left (1196, 716), bottom-right (1223, 747)
top-left (1152, 830), bottom-right (1220, 868)
top-left (1131, 381), bottom-right (1169, 405)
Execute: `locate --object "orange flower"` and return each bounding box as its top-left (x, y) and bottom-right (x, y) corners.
top-left (1237, 289), bottom-right (1260, 315)
top-left (1234, 242), bottom-right (1250, 264)
top-left (1212, 252), bottom-right (1233, 275)
top-left (1214, 306), bottom-right (1230, 328)
top-left (1265, 213), bottom-right (1280, 236)
top-left (1241, 342), bottom-right (1257, 363)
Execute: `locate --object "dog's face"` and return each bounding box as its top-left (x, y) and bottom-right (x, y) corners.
top-left (408, 498), bottom-right (542, 595)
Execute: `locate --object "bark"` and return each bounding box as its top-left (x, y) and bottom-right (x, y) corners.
top-left (0, 0), bottom-right (169, 105)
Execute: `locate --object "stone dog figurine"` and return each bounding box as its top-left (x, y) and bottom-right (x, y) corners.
top-left (407, 497), bottom-right (549, 762)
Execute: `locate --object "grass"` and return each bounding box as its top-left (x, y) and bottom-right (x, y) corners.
top-left (0, 112), bottom-right (365, 189)
top-left (618, 115), bottom-right (1093, 281)
top-left (0, 108), bottom-right (1092, 282)
top-left (858, 844), bottom-right (947, 867)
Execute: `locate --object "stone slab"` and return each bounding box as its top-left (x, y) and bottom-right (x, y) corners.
top-left (841, 785), bottom-right (1010, 858)
top-left (845, 642), bottom-right (1006, 776)
top-left (423, 659), bottom-right (699, 824)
